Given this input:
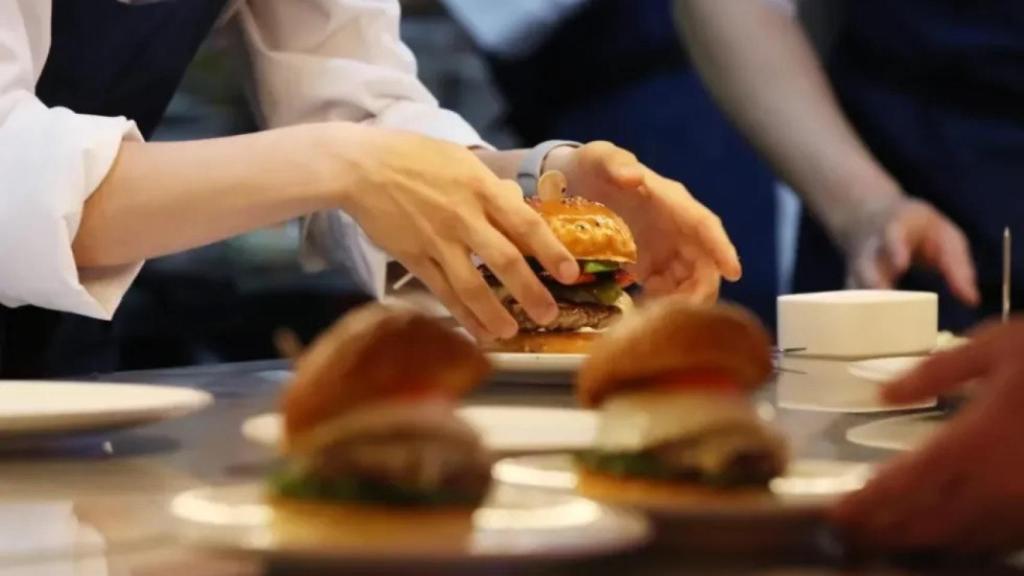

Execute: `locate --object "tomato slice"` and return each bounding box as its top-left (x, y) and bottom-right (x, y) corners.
top-left (615, 269), bottom-right (636, 288)
top-left (651, 369), bottom-right (741, 394)
top-left (563, 272), bottom-right (597, 285)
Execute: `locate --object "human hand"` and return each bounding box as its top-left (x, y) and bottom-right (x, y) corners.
top-left (841, 196), bottom-right (979, 306)
top-left (341, 128), bottom-right (579, 341)
top-left (546, 141), bottom-right (739, 304)
top-left (831, 319), bottom-right (1024, 554)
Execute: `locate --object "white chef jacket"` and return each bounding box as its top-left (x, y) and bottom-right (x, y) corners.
top-left (0, 0), bottom-right (485, 320)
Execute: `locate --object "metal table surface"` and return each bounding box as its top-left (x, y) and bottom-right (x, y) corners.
top-left (0, 357), bottom-right (1017, 576)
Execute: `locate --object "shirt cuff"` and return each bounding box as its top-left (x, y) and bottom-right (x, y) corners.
top-left (0, 98), bottom-right (144, 319)
top-left (300, 210), bottom-right (389, 299)
top-left (368, 100), bottom-right (492, 150)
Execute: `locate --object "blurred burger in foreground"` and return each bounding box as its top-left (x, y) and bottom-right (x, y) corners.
top-left (274, 304), bottom-right (493, 507)
top-left (575, 297), bottom-right (787, 504)
top-left (484, 194), bottom-right (638, 354)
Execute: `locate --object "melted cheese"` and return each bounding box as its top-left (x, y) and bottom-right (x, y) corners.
top-left (594, 390), bottom-right (761, 452)
top-left (286, 396), bottom-right (475, 457)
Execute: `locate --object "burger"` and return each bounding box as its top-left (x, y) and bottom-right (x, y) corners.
top-left (484, 195), bottom-right (638, 353)
top-left (574, 297), bottom-right (787, 503)
top-left (273, 303), bottom-right (494, 507)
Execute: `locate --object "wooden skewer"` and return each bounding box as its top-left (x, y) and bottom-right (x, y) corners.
top-left (1003, 227), bottom-right (1012, 324)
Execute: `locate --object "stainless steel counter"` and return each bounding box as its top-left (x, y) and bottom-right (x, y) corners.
top-left (0, 358), bottom-right (1014, 575)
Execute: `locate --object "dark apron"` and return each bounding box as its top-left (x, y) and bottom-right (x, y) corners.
top-left (795, 0), bottom-right (1024, 331)
top-left (0, 0), bottom-right (228, 378)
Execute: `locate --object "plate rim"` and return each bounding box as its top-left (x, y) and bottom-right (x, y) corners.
top-left (171, 483), bottom-right (651, 567)
top-left (0, 381), bottom-right (213, 434)
top-left (844, 410), bottom-right (946, 452)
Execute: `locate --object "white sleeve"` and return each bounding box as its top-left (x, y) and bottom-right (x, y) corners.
top-left (238, 0), bottom-right (488, 298)
top-left (0, 1), bottom-right (143, 320)
top-left (238, 0), bottom-right (485, 145)
top-left (439, 0), bottom-right (590, 58)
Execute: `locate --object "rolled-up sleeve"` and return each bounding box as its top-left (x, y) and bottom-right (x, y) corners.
top-left (237, 0), bottom-right (487, 297)
top-left (0, 1), bottom-right (143, 319)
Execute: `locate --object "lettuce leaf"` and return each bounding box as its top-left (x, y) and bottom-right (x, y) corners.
top-left (580, 261), bottom-right (621, 274)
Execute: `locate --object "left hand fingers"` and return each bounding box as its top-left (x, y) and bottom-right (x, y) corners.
top-left (646, 170), bottom-right (742, 282)
top-left (673, 253), bottom-right (720, 304)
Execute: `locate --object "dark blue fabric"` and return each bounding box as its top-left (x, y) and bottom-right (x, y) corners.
top-left (485, 0), bottom-right (779, 326)
top-left (488, 0), bottom-right (689, 144)
top-left (796, 0), bottom-right (1024, 331)
top-left (0, 0), bottom-right (226, 377)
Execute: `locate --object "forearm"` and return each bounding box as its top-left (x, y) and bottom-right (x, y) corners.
top-left (73, 123), bottom-right (358, 268)
top-left (676, 0), bottom-right (903, 243)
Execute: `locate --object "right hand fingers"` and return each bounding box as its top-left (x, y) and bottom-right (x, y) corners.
top-left (402, 258), bottom-right (490, 341)
top-left (436, 243), bottom-right (519, 340)
top-left (464, 221), bottom-right (560, 327)
top-left (486, 180), bottom-right (580, 285)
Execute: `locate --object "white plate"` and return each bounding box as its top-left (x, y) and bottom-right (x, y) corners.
top-left (242, 406), bottom-right (599, 454)
top-left (170, 483), bottom-right (650, 571)
top-left (847, 356), bottom-right (927, 383)
top-left (0, 381), bottom-right (213, 440)
top-left (493, 453), bottom-right (871, 518)
top-left (845, 411), bottom-right (946, 452)
top-left (487, 352), bottom-right (585, 375)
top-left (776, 357), bottom-right (936, 414)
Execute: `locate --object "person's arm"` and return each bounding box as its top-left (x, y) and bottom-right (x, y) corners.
top-left (0, 0), bottom-right (144, 319)
top-left (676, 0), bottom-right (978, 304)
top-left (678, 0), bottom-right (898, 238)
top-left (72, 124), bottom-right (355, 268)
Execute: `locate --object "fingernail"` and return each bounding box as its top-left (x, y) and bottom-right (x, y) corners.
top-left (501, 321), bottom-right (519, 340)
top-left (540, 303), bottom-right (559, 325)
top-left (559, 261), bottom-right (579, 283)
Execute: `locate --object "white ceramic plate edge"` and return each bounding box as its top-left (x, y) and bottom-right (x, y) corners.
top-left (0, 382), bottom-right (213, 436)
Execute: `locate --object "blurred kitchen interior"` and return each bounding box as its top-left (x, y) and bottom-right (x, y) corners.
top-left (115, 0), bottom-right (825, 371)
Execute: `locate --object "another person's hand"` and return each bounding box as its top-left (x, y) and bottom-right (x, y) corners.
top-left (547, 141), bottom-right (740, 304)
top-left (832, 319), bottom-right (1024, 554)
top-left (842, 196), bottom-right (980, 306)
top-left (342, 128), bottom-right (579, 341)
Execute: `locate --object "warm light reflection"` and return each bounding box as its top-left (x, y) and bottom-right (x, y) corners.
top-left (755, 400), bottom-right (776, 422)
top-left (491, 460), bottom-right (578, 490)
top-left (170, 490), bottom-right (272, 527)
top-left (474, 498), bottom-right (602, 530)
top-left (770, 462), bottom-right (872, 496)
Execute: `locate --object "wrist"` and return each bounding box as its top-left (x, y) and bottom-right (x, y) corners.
top-left (815, 165), bottom-right (906, 249)
top-left (314, 122), bottom-right (377, 213)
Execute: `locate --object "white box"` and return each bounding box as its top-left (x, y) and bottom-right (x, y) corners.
top-left (777, 290), bottom-right (938, 359)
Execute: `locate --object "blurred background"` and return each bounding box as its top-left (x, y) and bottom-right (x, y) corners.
top-left (117, 0), bottom-right (824, 371)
